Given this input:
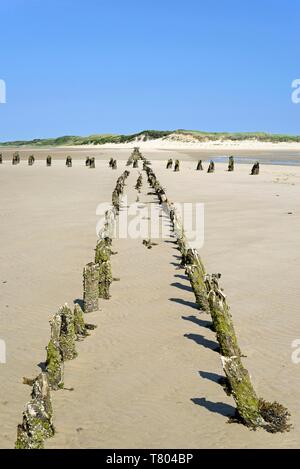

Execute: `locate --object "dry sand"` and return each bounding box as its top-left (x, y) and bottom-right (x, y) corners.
top-left (1, 150), bottom-right (300, 448)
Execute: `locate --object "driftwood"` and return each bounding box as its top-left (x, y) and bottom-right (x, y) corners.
top-left (46, 156), bottom-right (52, 166)
top-left (89, 157), bottom-right (95, 168)
top-left (0, 153), bottom-right (2, 164)
top-left (83, 262), bottom-right (100, 313)
top-left (196, 160), bottom-right (203, 171)
top-left (15, 373), bottom-right (55, 449)
top-left (174, 160), bottom-right (180, 172)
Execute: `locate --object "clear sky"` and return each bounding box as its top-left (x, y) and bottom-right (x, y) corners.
top-left (0, 0), bottom-right (300, 140)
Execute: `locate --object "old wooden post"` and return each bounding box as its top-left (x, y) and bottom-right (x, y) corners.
top-left (66, 156), bottom-right (72, 167)
top-left (46, 155), bottom-right (52, 166)
top-left (46, 312), bottom-right (64, 390)
top-left (166, 158), bottom-right (173, 169)
top-left (83, 262), bottom-right (100, 313)
top-left (174, 160), bottom-right (180, 172)
top-left (207, 160), bottom-right (215, 173)
top-left (228, 156), bottom-right (234, 172)
top-left (204, 273), bottom-right (241, 357)
top-left (251, 161), bottom-right (259, 175)
top-left (98, 261), bottom-right (112, 299)
top-left (28, 155), bottom-right (35, 166)
top-left (15, 373), bottom-right (55, 449)
top-left (58, 304), bottom-right (77, 360)
top-left (74, 303), bottom-right (88, 337)
top-left (196, 160), bottom-right (203, 170)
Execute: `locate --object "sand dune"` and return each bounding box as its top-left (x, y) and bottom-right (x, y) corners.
top-left (1, 152), bottom-right (300, 448)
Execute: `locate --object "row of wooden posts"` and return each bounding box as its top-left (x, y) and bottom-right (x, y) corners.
top-left (15, 169), bottom-right (130, 449)
top-left (166, 156), bottom-right (260, 175)
top-left (0, 151), bottom-right (260, 175)
top-left (0, 153), bottom-right (97, 167)
top-left (142, 159), bottom-right (290, 433)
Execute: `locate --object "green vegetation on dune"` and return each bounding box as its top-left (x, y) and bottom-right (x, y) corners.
top-left (1, 129), bottom-right (300, 147)
top-left (176, 129), bottom-right (300, 142)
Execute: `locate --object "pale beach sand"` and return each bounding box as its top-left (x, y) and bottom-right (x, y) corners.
top-left (1, 150), bottom-right (300, 448)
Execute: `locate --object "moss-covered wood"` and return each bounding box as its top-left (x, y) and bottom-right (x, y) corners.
top-left (142, 154), bottom-right (291, 434)
top-left (15, 373), bottom-right (55, 449)
top-left (204, 274), bottom-right (241, 357)
top-left (58, 304), bottom-right (77, 360)
top-left (74, 303), bottom-right (88, 337)
top-left (46, 313), bottom-right (64, 390)
top-left (221, 356), bottom-right (264, 428)
top-left (185, 264), bottom-right (210, 312)
top-left (83, 262), bottom-right (99, 313)
top-left (95, 238), bottom-right (111, 264)
top-left (98, 260), bottom-right (112, 299)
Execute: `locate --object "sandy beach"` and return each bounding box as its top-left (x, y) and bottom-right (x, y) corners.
top-left (1, 149), bottom-right (300, 448)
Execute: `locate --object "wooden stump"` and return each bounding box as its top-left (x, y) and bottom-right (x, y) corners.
top-left (15, 373), bottom-right (55, 449)
top-left (207, 161), bottom-right (215, 173)
top-left (83, 262), bottom-right (100, 313)
top-left (46, 312), bottom-right (64, 390)
top-left (58, 304), bottom-right (77, 360)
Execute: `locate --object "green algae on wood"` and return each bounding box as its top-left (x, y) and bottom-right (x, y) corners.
top-left (98, 260), bottom-right (112, 299)
top-left (221, 355), bottom-right (264, 429)
top-left (74, 303), bottom-right (88, 337)
top-left (83, 262), bottom-right (100, 313)
top-left (46, 313), bottom-right (64, 390)
top-left (15, 373), bottom-right (55, 449)
top-left (204, 273), bottom-right (241, 358)
top-left (185, 264), bottom-right (210, 312)
top-left (58, 304), bottom-right (77, 360)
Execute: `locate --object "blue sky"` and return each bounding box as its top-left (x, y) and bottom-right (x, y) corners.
top-left (0, 0), bottom-right (300, 140)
